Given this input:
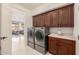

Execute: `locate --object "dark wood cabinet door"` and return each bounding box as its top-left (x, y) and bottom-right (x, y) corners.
top-left (33, 14), bottom-right (45, 27)
top-left (59, 4), bottom-right (74, 27)
top-left (37, 15), bottom-right (40, 27)
top-left (40, 14), bottom-right (45, 27)
top-left (44, 13), bottom-right (50, 27)
top-left (50, 10), bottom-right (59, 27)
top-left (61, 7), bottom-right (70, 27)
top-left (57, 38), bottom-right (75, 55)
top-left (59, 8), bottom-right (69, 27)
top-left (33, 16), bottom-right (36, 27)
top-left (58, 42), bottom-right (75, 55)
top-left (37, 15), bottom-right (42, 27)
top-left (33, 15), bottom-right (41, 27)
top-left (33, 17), bottom-right (36, 26)
top-left (57, 42), bottom-right (68, 55)
top-left (69, 4), bottom-right (74, 27)
top-left (48, 37), bottom-right (75, 55)
top-left (48, 37), bottom-right (57, 54)
top-left (62, 6), bottom-right (71, 27)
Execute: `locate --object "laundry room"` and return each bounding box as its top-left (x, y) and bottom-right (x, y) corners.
top-left (1, 0), bottom-right (79, 59)
top-left (26, 3), bottom-right (77, 55)
top-left (0, 3), bottom-right (79, 56)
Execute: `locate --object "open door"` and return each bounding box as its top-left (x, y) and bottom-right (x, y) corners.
top-left (0, 3), bottom-right (12, 55)
top-left (0, 40), bottom-right (1, 55)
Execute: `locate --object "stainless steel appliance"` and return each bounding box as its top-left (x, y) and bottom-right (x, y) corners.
top-left (34, 27), bottom-right (49, 54)
top-left (27, 27), bottom-right (35, 48)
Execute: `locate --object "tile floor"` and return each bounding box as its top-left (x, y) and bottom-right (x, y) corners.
top-left (12, 35), bottom-right (51, 55)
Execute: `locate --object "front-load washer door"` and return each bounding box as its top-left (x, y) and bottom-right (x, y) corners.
top-left (27, 29), bottom-right (34, 43)
top-left (29, 30), bottom-right (33, 38)
top-left (35, 30), bottom-right (45, 47)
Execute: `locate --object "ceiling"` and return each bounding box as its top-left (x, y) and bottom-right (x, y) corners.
top-left (19, 3), bottom-right (46, 10)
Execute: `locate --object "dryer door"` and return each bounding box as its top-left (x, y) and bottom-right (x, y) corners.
top-left (35, 30), bottom-right (45, 47)
top-left (35, 30), bottom-right (44, 41)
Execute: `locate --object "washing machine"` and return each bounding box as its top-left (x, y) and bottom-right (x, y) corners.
top-left (27, 27), bottom-right (35, 48)
top-left (34, 27), bottom-right (49, 54)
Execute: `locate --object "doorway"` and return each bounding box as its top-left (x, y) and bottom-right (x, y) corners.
top-left (12, 21), bottom-right (25, 54)
top-left (11, 8), bottom-right (26, 54)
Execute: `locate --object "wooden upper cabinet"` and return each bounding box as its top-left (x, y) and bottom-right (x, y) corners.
top-left (50, 10), bottom-right (59, 27)
top-left (69, 4), bottom-right (74, 27)
top-left (59, 7), bottom-right (70, 27)
top-left (44, 13), bottom-right (51, 27)
top-left (38, 14), bottom-right (43, 27)
top-left (36, 15), bottom-right (40, 27)
top-left (33, 16), bottom-right (37, 27)
top-left (59, 4), bottom-right (74, 27)
top-left (37, 15), bottom-right (40, 26)
top-left (33, 4), bottom-right (74, 27)
top-left (33, 15), bottom-right (44, 27)
top-left (33, 16), bottom-right (35, 26)
top-left (38, 14), bottom-right (46, 27)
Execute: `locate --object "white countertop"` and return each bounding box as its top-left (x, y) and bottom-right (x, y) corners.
top-left (48, 33), bottom-right (75, 41)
